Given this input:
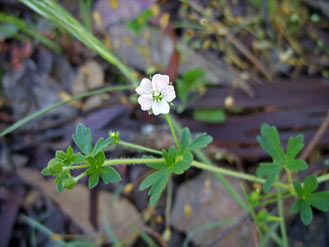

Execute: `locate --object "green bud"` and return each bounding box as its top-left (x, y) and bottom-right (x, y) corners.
top-left (109, 131), bottom-right (120, 144)
top-left (48, 158), bottom-right (63, 176)
top-left (55, 150), bottom-right (66, 160)
top-left (41, 167), bottom-right (51, 176)
top-left (63, 177), bottom-right (76, 190)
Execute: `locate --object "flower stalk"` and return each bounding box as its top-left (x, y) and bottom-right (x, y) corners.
top-left (165, 114), bottom-right (180, 148)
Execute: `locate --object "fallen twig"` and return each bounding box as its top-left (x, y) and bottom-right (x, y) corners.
top-left (300, 110), bottom-right (329, 160)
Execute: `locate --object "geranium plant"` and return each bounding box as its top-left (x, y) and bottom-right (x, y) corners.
top-left (40, 75), bottom-right (329, 247)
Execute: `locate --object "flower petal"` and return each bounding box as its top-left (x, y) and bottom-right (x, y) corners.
top-left (138, 94), bottom-right (153, 111)
top-left (152, 74), bottom-right (169, 92)
top-left (152, 100), bottom-right (170, 115)
top-left (136, 78), bottom-right (152, 95)
top-left (162, 85), bottom-right (176, 102)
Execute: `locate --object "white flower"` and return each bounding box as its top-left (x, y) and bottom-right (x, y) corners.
top-left (136, 74), bottom-right (176, 115)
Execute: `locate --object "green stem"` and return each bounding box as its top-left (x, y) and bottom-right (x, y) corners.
top-left (285, 168), bottom-right (294, 190)
top-left (117, 141), bottom-right (162, 155)
top-left (103, 158), bottom-right (165, 166)
top-left (261, 193), bottom-right (293, 207)
top-left (64, 164), bottom-right (89, 171)
top-left (259, 189), bottom-right (290, 200)
top-left (66, 157), bottom-right (289, 189)
top-left (0, 85), bottom-right (133, 137)
top-left (165, 177), bottom-right (173, 228)
top-left (317, 173), bottom-right (329, 183)
top-left (191, 161), bottom-right (289, 189)
top-left (164, 114), bottom-right (180, 148)
top-left (277, 180), bottom-right (289, 247)
top-left (74, 171), bottom-right (88, 182)
top-left (0, 13), bottom-right (61, 53)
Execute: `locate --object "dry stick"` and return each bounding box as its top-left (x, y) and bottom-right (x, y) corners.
top-left (280, 110), bottom-right (329, 186)
top-left (89, 186), bottom-right (99, 230)
top-left (226, 32), bottom-right (273, 81)
top-left (181, 0), bottom-right (272, 81)
top-left (300, 110), bottom-right (329, 160)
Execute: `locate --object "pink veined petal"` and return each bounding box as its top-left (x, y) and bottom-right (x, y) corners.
top-left (152, 100), bottom-right (170, 115)
top-left (138, 94), bottom-right (153, 111)
top-left (152, 74), bottom-right (169, 92)
top-left (136, 78), bottom-right (152, 95)
top-left (162, 85), bottom-right (176, 102)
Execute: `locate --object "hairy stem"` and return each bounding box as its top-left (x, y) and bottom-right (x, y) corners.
top-left (103, 158), bottom-right (165, 166)
top-left (64, 164), bottom-right (89, 171)
top-left (117, 141), bottom-right (162, 155)
top-left (164, 114), bottom-right (180, 148)
top-left (75, 171), bottom-right (88, 182)
top-left (317, 173), bottom-right (329, 183)
top-left (66, 157), bottom-right (290, 189)
top-left (285, 168), bottom-right (294, 190)
top-left (165, 177), bottom-right (173, 228)
top-left (191, 161), bottom-right (289, 189)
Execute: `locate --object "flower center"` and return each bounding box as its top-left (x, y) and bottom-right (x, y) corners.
top-left (152, 91), bottom-right (163, 102)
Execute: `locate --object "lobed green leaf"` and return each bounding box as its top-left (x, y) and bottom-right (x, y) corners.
top-left (139, 170), bottom-right (162, 191)
top-left (290, 199), bottom-right (302, 213)
top-left (92, 137), bottom-right (113, 156)
top-left (148, 169), bottom-right (171, 206)
top-left (143, 155), bottom-right (166, 169)
top-left (257, 124), bottom-right (285, 163)
top-left (256, 162), bottom-right (279, 177)
top-left (72, 123), bottom-right (93, 155)
top-left (285, 159), bottom-right (308, 172)
top-left (293, 181), bottom-right (303, 196)
top-left (181, 127), bottom-right (190, 149)
top-left (189, 133), bottom-right (213, 150)
top-left (100, 166), bottom-right (121, 184)
top-left (286, 135), bottom-right (304, 160)
top-left (307, 192), bottom-right (329, 212)
top-left (89, 173), bottom-right (100, 189)
top-left (139, 168), bottom-right (171, 206)
top-left (263, 169), bottom-right (280, 193)
top-left (300, 201), bottom-right (312, 225)
top-left (95, 152), bottom-right (106, 166)
top-left (171, 151), bottom-right (193, 175)
top-left (303, 175), bottom-right (318, 195)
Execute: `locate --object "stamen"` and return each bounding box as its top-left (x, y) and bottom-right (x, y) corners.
top-left (152, 91), bottom-right (163, 102)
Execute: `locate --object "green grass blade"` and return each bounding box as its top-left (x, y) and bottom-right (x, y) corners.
top-left (0, 13), bottom-right (61, 52)
top-left (139, 231), bottom-right (157, 247)
top-left (79, 0), bottom-right (92, 31)
top-left (20, 214), bottom-right (66, 245)
top-left (19, 0), bottom-right (138, 86)
top-left (0, 85), bottom-right (133, 137)
top-left (263, 222), bottom-right (282, 246)
top-left (183, 220), bottom-right (236, 247)
top-left (102, 186), bottom-right (124, 245)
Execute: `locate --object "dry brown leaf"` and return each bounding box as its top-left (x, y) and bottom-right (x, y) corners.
top-left (18, 168), bottom-right (144, 243)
